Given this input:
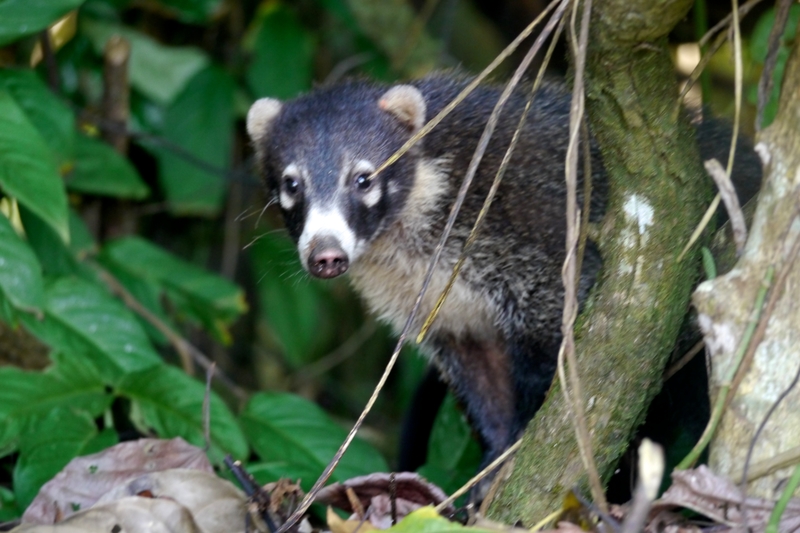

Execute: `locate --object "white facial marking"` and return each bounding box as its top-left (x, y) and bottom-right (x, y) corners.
top-left (353, 160), bottom-right (382, 208)
top-left (279, 163), bottom-right (301, 210)
top-left (299, 206), bottom-right (359, 267)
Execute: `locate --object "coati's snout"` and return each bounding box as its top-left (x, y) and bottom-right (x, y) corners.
top-left (307, 236), bottom-right (349, 278)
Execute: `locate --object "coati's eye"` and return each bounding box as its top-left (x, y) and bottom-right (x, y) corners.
top-left (283, 176), bottom-right (300, 195)
top-left (354, 173), bottom-right (372, 191)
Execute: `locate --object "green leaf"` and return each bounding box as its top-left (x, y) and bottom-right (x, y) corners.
top-left (0, 0), bottom-right (85, 46)
top-left (66, 135), bottom-right (150, 199)
top-left (67, 210), bottom-right (97, 258)
top-left (20, 277), bottom-right (162, 384)
top-left (246, 4), bottom-right (315, 99)
top-left (241, 392), bottom-right (388, 490)
top-left (385, 507), bottom-right (495, 533)
top-left (81, 18), bottom-right (210, 105)
top-left (0, 70), bottom-right (75, 166)
top-left (0, 214), bottom-right (44, 312)
top-left (117, 364), bottom-right (248, 461)
top-left (0, 486), bottom-right (20, 522)
top-left (19, 206), bottom-right (89, 279)
top-left (249, 234), bottom-right (333, 367)
top-left (98, 258), bottom-right (172, 345)
top-left (155, 66), bottom-right (233, 215)
top-left (0, 90), bottom-right (69, 242)
top-left (14, 409), bottom-right (116, 510)
top-left (0, 351), bottom-right (111, 456)
top-left (151, 0), bottom-right (224, 23)
top-left (749, 5), bottom-right (800, 127)
top-left (102, 236), bottom-right (246, 341)
top-left (417, 394), bottom-right (480, 497)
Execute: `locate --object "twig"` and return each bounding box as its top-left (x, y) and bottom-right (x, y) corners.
top-left (676, 29), bottom-right (728, 114)
top-left (96, 267), bottom-right (248, 402)
top-left (225, 456), bottom-right (279, 533)
top-left (102, 35), bottom-right (131, 154)
top-left (559, 0), bottom-right (607, 514)
top-left (203, 362), bottom-right (215, 452)
top-left (704, 158), bottom-right (747, 254)
top-left (697, 0), bottom-right (765, 49)
top-left (291, 320), bottom-right (377, 384)
top-left (746, 445), bottom-right (800, 482)
top-left (664, 339), bottom-right (704, 381)
top-left (38, 30), bottom-right (60, 91)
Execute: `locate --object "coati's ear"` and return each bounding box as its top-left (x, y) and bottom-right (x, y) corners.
top-left (247, 98), bottom-right (283, 143)
top-left (379, 85), bottom-right (426, 131)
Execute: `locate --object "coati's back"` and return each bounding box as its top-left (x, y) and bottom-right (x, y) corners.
top-left (247, 74), bottom-right (607, 467)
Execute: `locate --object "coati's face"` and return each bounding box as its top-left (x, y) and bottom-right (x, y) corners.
top-left (247, 83), bottom-right (427, 279)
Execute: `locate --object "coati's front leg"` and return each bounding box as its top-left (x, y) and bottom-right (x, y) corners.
top-left (432, 332), bottom-right (559, 469)
top-left (432, 334), bottom-right (518, 466)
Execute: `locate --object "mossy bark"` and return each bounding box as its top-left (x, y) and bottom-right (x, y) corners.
top-left (487, 0), bottom-right (712, 524)
top-left (694, 39), bottom-right (800, 499)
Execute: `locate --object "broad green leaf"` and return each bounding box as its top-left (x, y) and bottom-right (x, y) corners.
top-left (246, 4), bottom-right (314, 99)
top-left (749, 5), bottom-right (800, 127)
top-left (0, 486), bottom-right (19, 522)
top-left (0, 70), bottom-right (74, 166)
top-left (117, 364), bottom-right (248, 461)
top-left (98, 258), bottom-right (172, 346)
top-left (0, 91), bottom-right (69, 242)
top-left (19, 206), bottom-right (90, 279)
top-left (0, 214), bottom-right (44, 312)
top-left (67, 210), bottom-right (97, 258)
top-left (66, 135), bottom-right (150, 199)
top-left (417, 394), bottom-right (480, 497)
top-left (14, 409), bottom-right (116, 510)
top-left (102, 236), bottom-right (246, 340)
top-left (20, 278), bottom-right (162, 384)
top-left (241, 392), bottom-right (388, 490)
top-left (155, 66), bottom-right (233, 214)
top-left (0, 0), bottom-right (84, 46)
top-left (249, 234), bottom-right (333, 367)
top-left (81, 18), bottom-right (209, 105)
top-left (151, 0), bottom-right (224, 23)
top-left (0, 351), bottom-right (111, 456)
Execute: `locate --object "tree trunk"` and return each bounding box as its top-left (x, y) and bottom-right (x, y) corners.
top-left (693, 37), bottom-right (800, 499)
top-left (488, 0), bottom-right (712, 524)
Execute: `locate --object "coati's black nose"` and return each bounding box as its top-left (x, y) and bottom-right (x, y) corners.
top-left (308, 238), bottom-right (349, 279)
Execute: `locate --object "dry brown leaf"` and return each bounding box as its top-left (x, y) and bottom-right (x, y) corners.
top-left (652, 466), bottom-right (800, 532)
top-left (316, 472), bottom-right (453, 530)
top-left (327, 506), bottom-right (377, 533)
top-left (95, 469), bottom-right (246, 533)
top-left (23, 438), bottom-right (213, 525)
top-left (13, 496), bottom-right (203, 533)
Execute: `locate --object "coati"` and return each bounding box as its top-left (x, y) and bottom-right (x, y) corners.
top-left (245, 74), bottom-right (758, 473)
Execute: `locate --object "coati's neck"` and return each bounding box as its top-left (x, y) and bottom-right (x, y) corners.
top-left (348, 156), bottom-right (500, 342)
